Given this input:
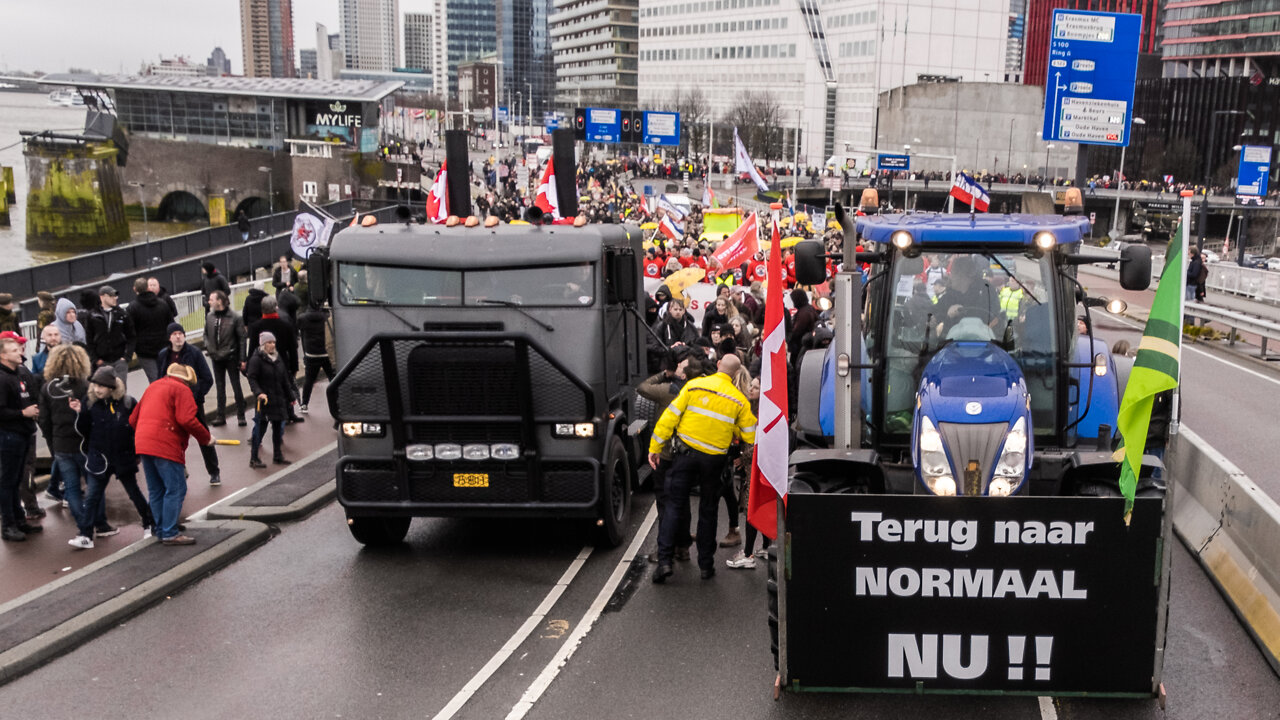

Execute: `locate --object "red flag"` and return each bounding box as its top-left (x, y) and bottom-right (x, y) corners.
top-left (746, 214), bottom-right (790, 539)
top-left (426, 161), bottom-right (449, 224)
top-left (534, 157), bottom-right (561, 219)
top-left (711, 212), bottom-right (759, 270)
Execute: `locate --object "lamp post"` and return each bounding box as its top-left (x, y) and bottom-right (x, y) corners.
top-left (258, 165), bottom-right (274, 216)
top-left (525, 82), bottom-right (532, 129)
top-left (903, 144), bottom-right (911, 210)
top-left (1199, 110), bottom-right (1245, 251)
top-left (1111, 117), bottom-right (1145, 238)
top-left (127, 181), bottom-right (153, 268)
top-left (1044, 143), bottom-right (1054, 183)
top-left (515, 92), bottom-right (522, 139)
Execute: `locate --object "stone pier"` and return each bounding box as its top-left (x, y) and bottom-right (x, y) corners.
top-left (24, 141), bottom-right (129, 251)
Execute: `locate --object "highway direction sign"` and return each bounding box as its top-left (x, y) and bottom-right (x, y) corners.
top-left (585, 108), bottom-right (621, 144)
top-left (642, 111), bottom-right (681, 146)
top-left (878, 154), bottom-right (910, 170)
top-left (1041, 10), bottom-right (1142, 146)
top-left (1236, 145), bottom-right (1272, 198)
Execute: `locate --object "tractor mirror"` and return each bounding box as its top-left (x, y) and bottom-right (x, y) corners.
top-left (794, 240), bottom-right (828, 285)
top-left (1119, 244), bottom-right (1151, 291)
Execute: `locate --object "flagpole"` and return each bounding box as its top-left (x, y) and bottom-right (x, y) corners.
top-left (1173, 190), bottom-right (1192, 436)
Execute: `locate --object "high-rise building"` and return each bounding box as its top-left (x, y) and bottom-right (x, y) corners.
top-left (341, 0), bottom-right (401, 72)
top-left (1022, 0), bottom-right (1161, 87)
top-left (438, 0), bottom-right (498, 94)
top-left (300, 48), bottom-right (318, 78)
top-left (405, 12), bottom-right (433, 72)
top-left (1005, 0), bottom-right (1026, 82)
top-left (240, 0), bottom-right (296, 78)
top-left (550, 0), bottom-right (639, 111)
top-left (638, 0), bottom-right (1011, 163)
top-left (316, 24), bottom-right (345, 80)
top-left (498, 0), bottom-right (556, 122)
top-left (208, 46), bottom-right (232, 76)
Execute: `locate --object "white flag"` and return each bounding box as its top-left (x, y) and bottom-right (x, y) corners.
top-left (734, 127), bottom-right (771, 193)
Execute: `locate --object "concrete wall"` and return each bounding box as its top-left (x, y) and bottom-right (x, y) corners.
top-left (873, 82), bottom-right (1079, 179)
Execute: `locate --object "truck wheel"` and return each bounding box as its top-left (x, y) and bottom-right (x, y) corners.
top-left (597, 434), bottom-right (632, 547)
top-left (347, 516), bottom-right (411, 546)
top-left (767, 544), bottom-right (780, 670)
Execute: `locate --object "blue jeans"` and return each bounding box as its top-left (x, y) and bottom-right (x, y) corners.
top-left (142, 455), bottom-right (187, 540)
top-left (55, 452), bottom-right (105, 536)
top-left (0, 429), bottom-right (29, 528)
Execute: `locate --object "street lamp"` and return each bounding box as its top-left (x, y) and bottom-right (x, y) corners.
top-left (515, 92), bottom-right (521, 138)
top-left (1111, 117), bottom-right (1145, 238)
top-left (258, 166), bottom-right (274, 216)
top-left (1199, 109), bottom-right (1245, 251)
top-left (127, 180), bottom-right (154, 268)
top-left (1044, 143), bottom-right (1054, 183)
top-left (903, 144), bottom-right (911, 210)
top-left (525, 82), bottom-right (532, 129)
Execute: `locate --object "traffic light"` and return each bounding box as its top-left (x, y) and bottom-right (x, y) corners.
top-left (620, 113), bottom-right (632, 140)
top-left (631, 110), bottom-right (644, 143)
top-left (574, 108), bottom-right (586, 140)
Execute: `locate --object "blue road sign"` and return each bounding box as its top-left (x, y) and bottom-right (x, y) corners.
top-left (877, 154), bottom-right (910, 171)
top-left (1041, 10), bottom-right (1142, 146)
top-left (585, 107), bottom-right (621, 144)
top-left (496, 106), bottom-right (508, 123)
top-left (1237, 145), bottom-right (1272, 198)
top-left (643, 111), bottom-right (681, 146)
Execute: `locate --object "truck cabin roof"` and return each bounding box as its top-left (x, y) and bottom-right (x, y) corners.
top-left (854, 213), bottom-right (1091, 250)
top-left (328, 223), bottom-right (640, 268)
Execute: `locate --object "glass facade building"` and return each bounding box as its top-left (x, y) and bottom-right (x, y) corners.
top-left (498, 0), bottom-right (556, 122)
top-left (444, 0), bottom-right (498, 94)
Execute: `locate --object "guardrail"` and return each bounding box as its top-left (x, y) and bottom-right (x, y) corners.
top-left (1185, 301), bottom-right (1280, 356)
top-left (1077, 243), bottom-right (1280, 306)
top-left (1171, 427), bottom-right (1280, 676)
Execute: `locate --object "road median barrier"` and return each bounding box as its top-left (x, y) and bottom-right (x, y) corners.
top-left (205, 442), bottom-right (337, 523)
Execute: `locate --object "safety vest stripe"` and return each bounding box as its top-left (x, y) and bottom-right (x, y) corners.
top-left (667, 405), bottom-right (683, 416)
top-left (688, 387), bottom-right (745, 408)
top-left (740, 424), bottom-right (757, 434)
top-left (677, 432), bottom-right (728, 454)
top-left (687, 405), bottom-right (737, 425)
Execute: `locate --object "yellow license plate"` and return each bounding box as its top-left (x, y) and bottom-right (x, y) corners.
top-left (453, 473), bottom-right (489, 488)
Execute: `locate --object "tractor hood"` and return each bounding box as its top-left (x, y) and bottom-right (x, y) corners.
top-left (918, 342), bottom-right (1029, 424)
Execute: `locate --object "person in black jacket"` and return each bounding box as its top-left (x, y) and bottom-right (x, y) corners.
top-left (127, 277), bottom-right (176, 383)
top-left (272, 255), bottom-right (298, 295)
top-left (242, 287), bottom-right (268, 328)
top-left (646, 297), bottom-right (699, 373)
top-left (84, 285), bottom-right (135, 391)
top-left (156, 323), bottom-right (220, 486)
top-left (200, 261), bottom-right (231, 310)
top-left (204, 290), bottom-right (247, 427)
top-left (237, 209), bottom-right (251, 242)
top-left (788, 288), bottom-right (820, 370)
top-left (0, 335), bottom-right (42, 541)
top-left (295, 303), bottom-right (333, 414)
top-left (147, 278), bottom-right (179, 319)
top-left (246, 296), bottom-right (301, 422)
top-left (246, 332), bottom-right (298, 468)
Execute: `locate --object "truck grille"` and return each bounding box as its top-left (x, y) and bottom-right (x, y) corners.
top-left (338, 459), bottom-right (598, 507)
top-left (937, 422), bottom-right (1007, 496)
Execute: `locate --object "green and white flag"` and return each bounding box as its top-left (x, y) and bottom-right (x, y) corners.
top-left (1113, 225), bottom-right (1184, 523)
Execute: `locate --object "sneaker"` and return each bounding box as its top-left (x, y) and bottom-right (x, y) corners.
top-left (754, 547), bottom-right (769, 559)
top-left (95, 525), bottom-right (120, 537)
top-left (68, 535), bottom-right (94, 549)
top-left (142, 527), bottom-right (152, 539)
top-left (299, 403), bottom-right (309, 414)
top-left (209, 473), bottom-right (222, 486)
top-left (726, 552), bottom-right (757, 569)
top-left (161, 535), bottom-right (196, 546)
top-left (719, 528), bottom-right (742, 548)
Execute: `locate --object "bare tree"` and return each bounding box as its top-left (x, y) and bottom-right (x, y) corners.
top-left (723, 90), bottom-right (784, 162)
top-left (670, 86), bottom-right (709, 157)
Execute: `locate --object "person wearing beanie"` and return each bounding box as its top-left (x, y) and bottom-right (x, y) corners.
top-left (246, 330), bottom-right (297, 468)
top-left (130, 362), bottom-right (213, 546)
top-left (246, 294), bottom-right (302, 423)
top-left (69, 365), bottom-right (155, 548)
top-left (200, 261), bottom-right (231, 311)
top-left (156, 323), bottom-right (221, 486)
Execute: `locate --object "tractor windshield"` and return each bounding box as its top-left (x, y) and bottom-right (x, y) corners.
top-left (874, 250), bottom-right (1058, 437)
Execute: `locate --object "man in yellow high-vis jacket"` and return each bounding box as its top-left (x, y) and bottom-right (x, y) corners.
top-left (648, 354), bottom-right (756, 582)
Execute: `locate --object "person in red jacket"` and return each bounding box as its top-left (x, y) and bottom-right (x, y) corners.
top-left (129, 363), bottom-right (214, 546)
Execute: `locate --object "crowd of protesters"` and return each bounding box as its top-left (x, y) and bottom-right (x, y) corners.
top-left (0, 257), bottom-right (324, 547)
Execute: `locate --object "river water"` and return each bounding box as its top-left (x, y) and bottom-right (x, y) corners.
top-left (0, 91), bottom-right (206, 272)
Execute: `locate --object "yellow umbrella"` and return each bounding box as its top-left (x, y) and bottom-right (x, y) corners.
top-left (780, 236), bottom-right (806, 249)
top-left (663, 267), bottom-right (706, 296)
top-left (640, 222), bottom-right (659, 230)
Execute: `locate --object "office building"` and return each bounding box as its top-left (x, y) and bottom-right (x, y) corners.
top-left (437, 0), bottom-right (498, 94)
top-left (405, 12), bottom-right (433, 72)
top-left (498, 0), bottom-right (556, 122)
top-left (1005, 0), bottom-right (1025, 83)
top-left (208, 47), bottom-right (232, 76)
top-left (300, 49), bottom-right (318, 78)
top-left (316, 23), bottom-right (345, 81)
top-left (240, 0), bottom-right (297, 78)
top-left (550, 0), bottom-right (639, 110)
top-left (342, 0), bottom-right (401, 72)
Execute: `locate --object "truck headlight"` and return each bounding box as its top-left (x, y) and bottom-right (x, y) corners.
top-left (991, 417), bottom-right (1028, 493)
top-left (462, 444), bottom-right (491, 460)
top-left (342, 422), bottom-right (384, 437)
top-left (434, 443), bottom-right (462, 461)
top-left (491, 443), bottom-right (520, 460)
top-left (917, 416), bottom-right (955, 495)
top-left (553, 423), bottom-right (595, 438)
top-left (406, 444), bottom-right (434, 461)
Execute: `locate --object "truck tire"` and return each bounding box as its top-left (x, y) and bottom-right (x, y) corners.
top-left (767, 544), bottom-right (780, 670)
top-left (347, 516), bottom-right (411, 546)
top-left (598, 434), bottom-right (632, 547)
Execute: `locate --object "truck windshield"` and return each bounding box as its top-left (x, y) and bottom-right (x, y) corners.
top-left (338, 262), bottom-right (594, 307)
top-left (878, 251), bottom-right (1057, 436)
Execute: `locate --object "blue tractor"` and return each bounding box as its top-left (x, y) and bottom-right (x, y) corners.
top-left (770, 207), bottom-right (1174, 700)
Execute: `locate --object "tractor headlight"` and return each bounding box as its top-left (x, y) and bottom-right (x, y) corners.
top-left (917, 416), bottom-right (955, 495)
top-left (992, 417), bottom-right (1028, 492)
top-left (891, 230), bottom-right (914, 250)
top-left (926, 475), bottom-right (957, 496)
top-left (1033, 231), bottom-right (1056, 250)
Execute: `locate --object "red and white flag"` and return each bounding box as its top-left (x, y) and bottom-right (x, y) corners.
top-left (534, 157), bottom-right (561, 219)
top-left (711, 211), bottom-right (759, 270)
top-left (702, 183), bottom-right (715, 209)
top-left (746, 213), bottom-right (790, 539)
top-left (426, 161), bottom-right (449, 223)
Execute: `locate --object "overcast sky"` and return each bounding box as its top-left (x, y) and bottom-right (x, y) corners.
top-left (2, 0), bottom-right (435, 75)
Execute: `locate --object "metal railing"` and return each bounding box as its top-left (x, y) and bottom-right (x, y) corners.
top-left (1185, 301), bottom-right (1280, 356)
top-left (1082, 243), bottom-right (1280, 305)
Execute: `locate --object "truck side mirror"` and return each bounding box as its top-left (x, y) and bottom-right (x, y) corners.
top-left (307, 246), bottom-right (331, 307)
top-left (794, 240), bottom-right (827, 285)
top-left (1118, 244), bottom-right (1151, 291)
top-left (606, 249), bottom-right (638, 305)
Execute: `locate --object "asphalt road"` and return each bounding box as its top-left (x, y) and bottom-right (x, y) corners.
top-left (2, 267), bottom-right (1278, 719)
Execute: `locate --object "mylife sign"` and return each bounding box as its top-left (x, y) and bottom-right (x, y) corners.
top-left (310, 100), bottom-right (363, 128)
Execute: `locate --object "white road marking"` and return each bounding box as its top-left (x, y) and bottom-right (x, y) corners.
top-left (1039, 695), bottom-right (1058, 720)
top-left (186, 440), bottom-right (338, 521)
top-left (506, 500), bottom-right (660, 720)
top-left (1106, 314), bottom-right (1280, 388)
top-left (431, 543), bottom-right (596, 720)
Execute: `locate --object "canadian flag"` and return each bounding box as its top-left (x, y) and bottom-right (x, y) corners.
top-left (534, 157), bottom-right (561, 219)
top-left (746, 213), bottom-right (790, 539)
top-left (426, 161), bottom-right (449, 224)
